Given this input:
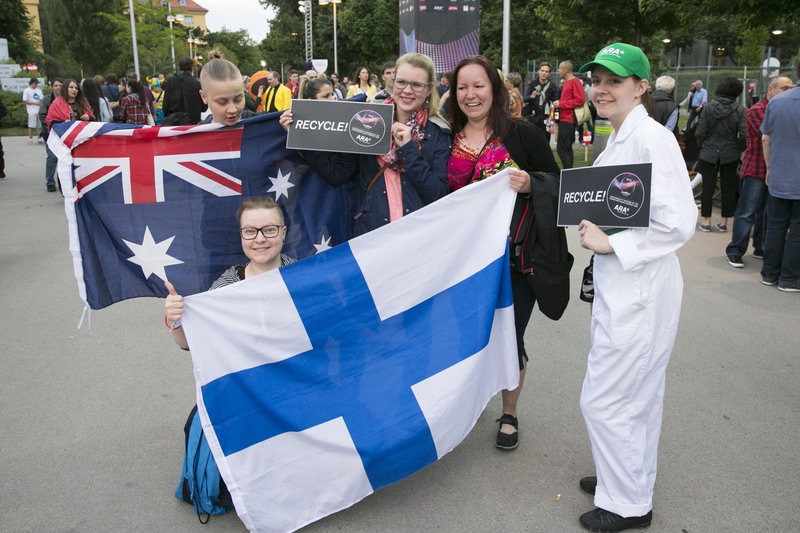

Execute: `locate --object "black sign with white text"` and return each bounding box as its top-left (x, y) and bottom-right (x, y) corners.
top-left (557, 163), bottom-right (652, 228)
top-left (286, 100), bottom-right (394, 155)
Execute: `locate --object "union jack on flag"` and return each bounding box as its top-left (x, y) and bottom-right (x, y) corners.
top-left (50, 114), bottom-right (349, 310)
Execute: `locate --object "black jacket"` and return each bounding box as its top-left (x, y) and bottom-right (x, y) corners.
top-left (696, 96), bottom-right (746, 165)
top-left (162, 72), bottom-right (207, 124)
top-left (652, 89), bottom-right (678, 138)
top-left (504, 121), bottom-right (573, 320)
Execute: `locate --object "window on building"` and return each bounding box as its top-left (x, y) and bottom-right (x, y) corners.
top-left (178, 0), bottom-right (187, 5)
top-left (183, 15), bottom-right (193, 24)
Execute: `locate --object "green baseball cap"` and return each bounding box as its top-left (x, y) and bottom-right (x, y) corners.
top-left (579, 43), bottom-right (650, 80)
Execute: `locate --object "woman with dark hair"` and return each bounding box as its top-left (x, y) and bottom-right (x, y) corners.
top-left (45, 78), bottom-right (94, 129)
top-left (447, 55), bottom-right (560, 450)
top-left (298, 77), bottom-right (335, 100)
top-left (81, 77), bottom-right (111, 122)
top-left (695, 77), bottom-right (746, 232)
top-left (119, 78), bottom-right (152, 125)
top-left (346, 66), bottom-right (376, 99)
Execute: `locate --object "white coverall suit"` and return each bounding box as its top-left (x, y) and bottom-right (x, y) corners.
top-left (580, 104), bottom-right (697, 517)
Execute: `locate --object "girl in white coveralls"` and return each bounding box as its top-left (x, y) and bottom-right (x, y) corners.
top-left (574, 43), bottom-right (696, 532)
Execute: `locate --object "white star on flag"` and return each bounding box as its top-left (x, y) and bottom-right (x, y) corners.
top-left (313, 234), bottom-right (333, 254)
top-left (267, 169), bottom-right (294, 200)
top-left (122, 226), bottom-right (184, 282)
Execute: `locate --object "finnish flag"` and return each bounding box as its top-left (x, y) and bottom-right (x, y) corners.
top-left (181, 170), bottom-right (521, 532)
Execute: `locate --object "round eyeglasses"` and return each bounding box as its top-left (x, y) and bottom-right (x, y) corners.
top-left (240, 225), bottom-right (284, 239)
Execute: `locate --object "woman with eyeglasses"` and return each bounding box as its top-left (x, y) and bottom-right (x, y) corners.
top-left (164, 195), bottom-right (296, 350)
top-left (447, 55), bottom-right (560, 451)
top-left (280, 53), bottom-right (451, 238)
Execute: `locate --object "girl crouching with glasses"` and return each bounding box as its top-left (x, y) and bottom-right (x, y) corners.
top-left (164, 196), bottom-right (296, 350)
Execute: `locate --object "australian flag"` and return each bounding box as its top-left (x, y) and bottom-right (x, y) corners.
top-left (49, 114), bottom-right (349, 310)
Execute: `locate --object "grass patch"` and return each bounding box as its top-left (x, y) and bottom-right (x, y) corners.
top-left (0, 127), bottom-right (30, 137)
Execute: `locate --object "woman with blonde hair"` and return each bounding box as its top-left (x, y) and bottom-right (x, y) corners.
top-left (198, 54), bottom-right (256, 125)
top-left (281, 52), bottom-right (451, 237)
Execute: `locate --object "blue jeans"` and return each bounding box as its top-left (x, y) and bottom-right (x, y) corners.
top-left (45, 142), bottom-right (57, 187)
top-left (726, 177), bottom-right (767, 256)
top-left (761, 194), bottom-right (800, 283)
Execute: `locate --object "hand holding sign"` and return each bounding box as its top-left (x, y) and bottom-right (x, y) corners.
top-left (578, 220), bottom-right (613, 254)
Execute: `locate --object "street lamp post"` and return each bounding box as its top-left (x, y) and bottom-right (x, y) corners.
top-left (188, 37), bottom-right (200, 75)
top-left (166, 14), bottom-right (185, 73)
top-left (318, 0), bottom-right (341, 75)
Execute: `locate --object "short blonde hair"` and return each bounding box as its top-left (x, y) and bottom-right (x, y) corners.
top-left (200, 57), bottom-right (243, 91)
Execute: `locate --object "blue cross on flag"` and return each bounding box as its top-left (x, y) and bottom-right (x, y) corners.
top-left (181, 170), bottom-right (521, 533)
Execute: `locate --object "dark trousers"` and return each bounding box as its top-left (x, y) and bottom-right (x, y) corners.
top-left (511, 269), bottom-right (536, 370)
top-left (726, 177), bottom-right (768, 256)
top-left (532, 120), bottom-right (551, 144)
top-left (686, 106), bottom-right (702, 130)
top-left (557, 121), bottom-right (575, 169)
top-left (697, 159), bottom-right (739, 218)
top-left (761, 195), bottom-right (800, 284)
top-left (0, 136), bottom-right (5, 177)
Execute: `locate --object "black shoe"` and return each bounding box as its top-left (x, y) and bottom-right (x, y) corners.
top-left (579, 508), bottom-right (652, 532)
top-left (752, 250), bottom-right (764, 260)
top-left (47, 184), bottom-right (56, 192)
top-left (495, 414), bottom-right (518, 450)
top-left (580, 475), bottom-right (597, 495)
top-left (726, 255), bottom-right (744, 268)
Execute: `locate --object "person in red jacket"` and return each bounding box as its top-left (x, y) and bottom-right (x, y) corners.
top-left (553, 60), bottom-right (585, 169)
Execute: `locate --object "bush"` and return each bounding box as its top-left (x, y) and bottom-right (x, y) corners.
top-left (0, 90), bottom-right (30, 128)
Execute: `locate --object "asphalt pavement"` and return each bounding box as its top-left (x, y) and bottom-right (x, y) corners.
top-left (1, 135), bottom-right (798, 532)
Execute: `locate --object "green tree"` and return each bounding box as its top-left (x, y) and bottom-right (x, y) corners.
top-left (0, 0), bottom-right (37, 61)
top-left (258, 0), bottom-right (398, 79)
top-left (44, 0), bottom-right (125, 76)
top-left (103, 0), bottom-right (185, 77)
top-left (479, 0), bottom-right (552, 72)
top-left (205, 28), bottom-right (262, 76)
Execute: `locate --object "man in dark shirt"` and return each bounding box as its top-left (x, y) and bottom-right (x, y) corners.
top-left (522, 61), bottom-right (557, 140)
top-left (162, 57), bottom-right (207, 125)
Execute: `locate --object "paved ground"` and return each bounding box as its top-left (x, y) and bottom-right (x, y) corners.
top-left (1, 135), bottom-right (798, 532)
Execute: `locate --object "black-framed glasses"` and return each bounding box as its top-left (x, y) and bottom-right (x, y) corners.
top-left (240, 225), bottom-right (284, 239)
top-left (393, 78), bottom-right (431, 93)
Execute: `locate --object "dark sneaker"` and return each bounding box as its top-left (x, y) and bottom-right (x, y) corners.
top-left (752, 250), bottom-right (764, 260)
top-left (761, 277), bottom-right (778, 286)
top-left (580, 476), bottom-right (597, 495)
top-left (777, 281), bottom-right (800, 293)
top-left (495, 414), bottom-right (518, 450)
top-left (579, 508), bottom-right (652, 532)
top-left (580, 256), bottom-right (594, 303)
top-left (726, 255), bottom-right (744, 268)
top-left (713, 223), bottom-right (728, 232)
top-left (697, 223), bottom-right (711, 232)
top-left (47, 184), bottom-right (56, 192)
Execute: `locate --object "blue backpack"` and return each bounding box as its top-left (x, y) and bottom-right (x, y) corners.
top-left (175, 406), bottom-right (233, 522)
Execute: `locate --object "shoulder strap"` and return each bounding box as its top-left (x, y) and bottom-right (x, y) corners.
top-left (365, 165), bottom-right (386, 196)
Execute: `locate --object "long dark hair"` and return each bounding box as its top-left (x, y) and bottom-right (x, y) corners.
top-left (81, 77), bottom-right (102, 120)
top-left (127, 79), bottom-right (146, 103)
top-left (354, 66), bottom-right (371, 89)
top-left (449, 55), bottom-right (512, 139)
top-left (61, 78), bottom-right (90, 112)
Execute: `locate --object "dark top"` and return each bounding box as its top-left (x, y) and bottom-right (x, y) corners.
top-left (696, 96), bottom-right (746, 165)
top-left (652, 89), bottom-right (678, 138)
top-left (162, 73), bottom-right (207, 124)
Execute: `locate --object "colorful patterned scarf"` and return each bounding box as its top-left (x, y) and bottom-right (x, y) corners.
top-left (377, 97), bottom-right (428, 173)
